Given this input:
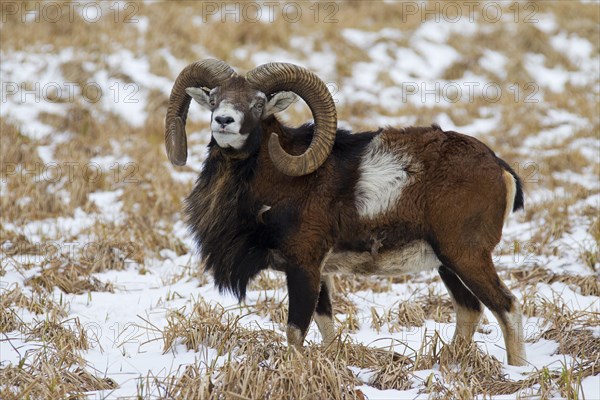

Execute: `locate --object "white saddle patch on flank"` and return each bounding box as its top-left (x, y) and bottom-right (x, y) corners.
top-left (355, 136), bottom-right (412, 219)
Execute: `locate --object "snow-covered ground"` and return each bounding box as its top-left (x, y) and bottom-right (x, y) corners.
top-left (1, 2), bottom-right (598, 399)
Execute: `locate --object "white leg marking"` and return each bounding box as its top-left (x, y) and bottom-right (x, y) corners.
top-left (441, 274), bottom-right (483, 343)
top-left (314, 314), bottom-right (336, 346)
top-left (322, 274), bottom-right (334, 297)
top-left (493, 303), bottom-right (527, 366)
top-left (355, 136), bottom-right (416, 219)
top-left (314, 275), bottom-right (336, 346)
top-left (453, 304), bottom-right (482, 343)
top-left (286, 324), bottom-right (304, 349)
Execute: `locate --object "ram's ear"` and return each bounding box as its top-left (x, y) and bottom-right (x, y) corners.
top-left (186, 87), bottom-right (212, 110)
top-left (263, 91), bottom-right (297, 118)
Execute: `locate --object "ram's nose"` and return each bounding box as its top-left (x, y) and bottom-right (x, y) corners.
top-left (215, 115), bottom-right (235, 128)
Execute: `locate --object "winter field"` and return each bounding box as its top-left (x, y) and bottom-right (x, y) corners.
top-left (1, 1), bottom-right (599, 399)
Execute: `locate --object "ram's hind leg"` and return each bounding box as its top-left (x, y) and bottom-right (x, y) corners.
top-left (444, 253), bottom-right (526, 366)
top-left (439, 265), bottom-right (483, 345)
top-left (314, 274), bottom-right (336, 346)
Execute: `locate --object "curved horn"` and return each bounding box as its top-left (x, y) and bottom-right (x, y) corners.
top-left (246, 63), bottom-right (337, 176)
top-left (165, 59), bottom-right (235, 166)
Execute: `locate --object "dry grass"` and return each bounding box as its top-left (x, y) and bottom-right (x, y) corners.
top-left (151, 364), bottom-right (212, 400)
top-left (522, 290), bottom-right (598, 330)
top-left (0, 286), bottom-right (66, 318)
top-left (393, 301), bottom-right (426, 328)
top-left (369, 288), bottom-right (454, 333)
top-left (247, 270), bottom-right (286, 291)
top-left (159, 299), bottom-right (366, 398)
top-left (1, 230), bottom-right (43, 258)
top-left (2, 0), bottom-right (598, 398)
top-left (0, 350), bottom-right (117, 400)
top-left (418, 290), bottom-right (455, 324)
top-left (328, 339), bottom-right (410, 371)
top-left (521, 290), bottom-right (600, 361)
top-left (411, 334), bottom-right (547, 398)
top-left (0, 307), bottom-right (19, 333)
top-left (505, 265), bottom-right (600, 296)
top-left (333, 275), bottom-right (393, 294)
top-left (0, 122), bottom-right (67, 222)
top-left (541, 328), bottom-right (600, 360)
top-left (332, 292), bottom-right (360, 332)
top-left (162, 300), bottom-right (241, 354)
top-left (494, 359), bottom-right (599, 400)
top-left (211, 346), bottom-right (361, 400)
top-left (435, 339), bottom-right (509, 396)
top-left (157, 344), bottom-right (363, 400)
top-left (162, 298), bottom-right (284, 355)
top-left (99, 217), bottom-right (186, 260)
top-left (0, 308), bottom-right (113, 399)
top-left (370, 355), bottom-right (414, 391)
top-left (250, 295), bottom-right (289, 325)
top-left (27, 317), bottom-right (89, 354)
top-left (26, 260), bottom-right (114, 294)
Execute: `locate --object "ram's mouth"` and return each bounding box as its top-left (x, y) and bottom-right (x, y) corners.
top-left (213, 129), bottom-right (239, 135)
top-left (212, 127), bottom-right (239, 134)
top-left (211, 129), bottom-right (248, 150)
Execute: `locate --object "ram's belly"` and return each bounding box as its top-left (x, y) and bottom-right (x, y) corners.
top-left (322, 240), bottom-right (441, 275)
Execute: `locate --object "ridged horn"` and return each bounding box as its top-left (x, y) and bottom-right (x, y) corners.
top-left (165, 59), bottom-right (235, 166)
top-left (246, 63), bottom-right (337, 176)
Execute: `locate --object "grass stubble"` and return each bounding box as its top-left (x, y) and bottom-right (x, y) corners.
top-left (1, 0), bottom-right (598, 398)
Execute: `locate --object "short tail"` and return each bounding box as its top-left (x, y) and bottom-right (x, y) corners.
top-left (497, 159), bottom-right (524, 224)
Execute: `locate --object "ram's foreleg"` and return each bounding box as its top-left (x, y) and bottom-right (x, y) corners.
top-left (285, 265), bottom-right (321, 348)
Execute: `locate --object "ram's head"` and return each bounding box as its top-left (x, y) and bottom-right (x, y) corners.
top-left (165, 60), bottom-right (337, 176)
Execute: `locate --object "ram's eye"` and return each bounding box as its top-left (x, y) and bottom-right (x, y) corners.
top-left (209, 96), bottom-right (216, 107)
top-left (254, 101), bottom-right (264, 111)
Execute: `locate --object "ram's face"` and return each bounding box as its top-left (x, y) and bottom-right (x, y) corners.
top-left (186, 77), bottom-right (296, 151)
